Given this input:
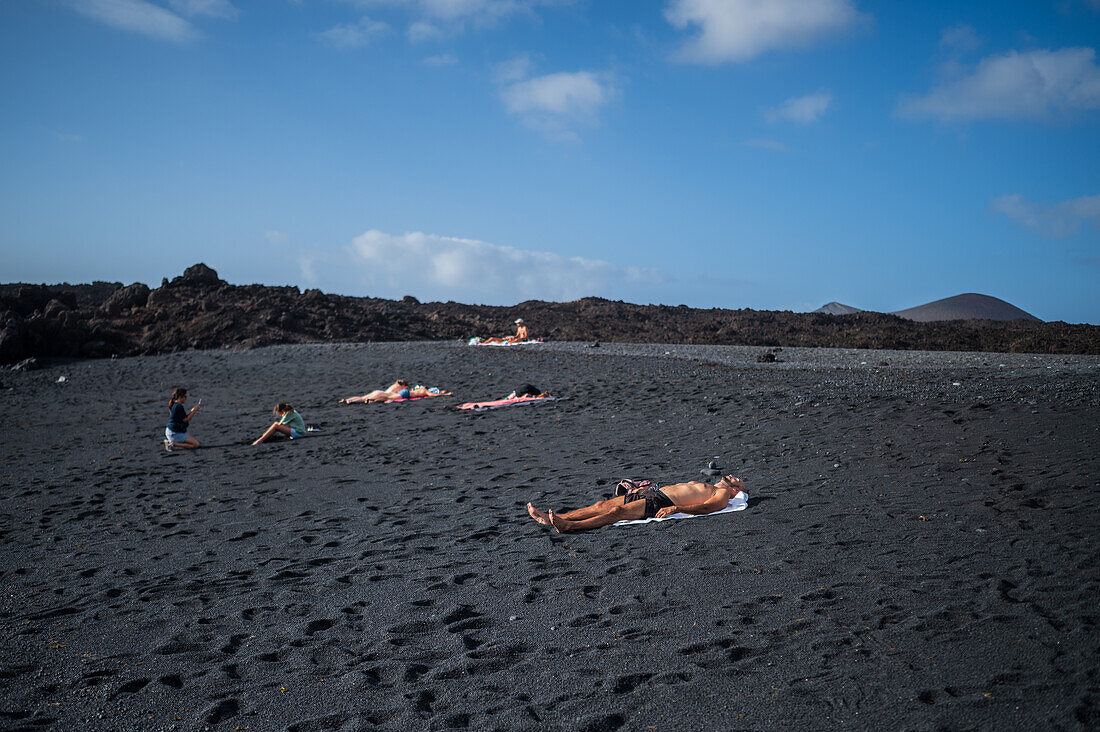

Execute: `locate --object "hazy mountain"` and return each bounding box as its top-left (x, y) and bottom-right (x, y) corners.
top-left (814, 302), bottom-right (863, 315)
top-left (891, 293), bottom-right (1041, 323)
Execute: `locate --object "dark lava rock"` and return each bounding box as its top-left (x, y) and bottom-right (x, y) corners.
top-left (1, 263), bottom-right (1099, 364)
top-left (700, 459), bottom-right (722, 479)
top-left (81, 340), bottom-right (110, 357)
top-left (11, 357), bottom-right (41, 372)
top-left (43, 299), bottom-right (70, 318)
top-left (173, 263), bottom-right (222, 288)
top-left (0, 285), bottom-right (74, 316)
top-left (0, 324), bottom-right (23, 362)
top-left (101, 283), bottom-right (150, 315)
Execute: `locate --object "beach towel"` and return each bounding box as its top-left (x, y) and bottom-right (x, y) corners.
top-left (457, 395), bottom-right (557, 411)
top-left (613, 490), bottom-right (748, 526)
top-left (468, 338), bottom-right (545, 347)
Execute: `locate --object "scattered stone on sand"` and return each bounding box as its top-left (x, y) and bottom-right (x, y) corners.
top-left (11, 356), bottom-right (40, 371)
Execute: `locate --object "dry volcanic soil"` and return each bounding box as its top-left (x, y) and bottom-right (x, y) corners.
top-left (1, 342), bottom-right (1098, 731)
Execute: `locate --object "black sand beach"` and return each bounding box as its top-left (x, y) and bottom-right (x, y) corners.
top-left (2, 342), bottom-right (1098, 730)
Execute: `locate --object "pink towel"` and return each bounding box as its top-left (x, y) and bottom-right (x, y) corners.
top-left (457, 395), bottom-right (556, 411)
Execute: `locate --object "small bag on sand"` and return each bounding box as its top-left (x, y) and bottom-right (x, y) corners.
top-left (614, 479), bottom-right (653, 497)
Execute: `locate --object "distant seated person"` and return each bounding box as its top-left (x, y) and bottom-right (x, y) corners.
top-left (527, 475), bottom-right (746, 533)
top-left (339, 380), bottom-right (443, 404)
top-left (251, 403), bottom-right (308, 445)
top-left (164, 387), bottom-right (201, 451)
top-left (479, 318), bottom-right (531, 345)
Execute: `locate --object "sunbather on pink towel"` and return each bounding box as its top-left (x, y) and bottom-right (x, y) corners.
top-left (479, 318), bottom-right (530, 344)
top-left (340, 380), bottom-right (449, 404)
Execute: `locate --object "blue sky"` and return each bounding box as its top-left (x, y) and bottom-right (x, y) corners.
top-left (1, 0), bottom-right (1098, 323)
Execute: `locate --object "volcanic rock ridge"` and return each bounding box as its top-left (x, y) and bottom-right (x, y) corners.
top-left (2, 264), bottom-right (1097, 363)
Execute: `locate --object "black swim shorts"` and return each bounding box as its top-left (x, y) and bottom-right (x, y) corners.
top-left (623, 487), bottom-right (675, 519)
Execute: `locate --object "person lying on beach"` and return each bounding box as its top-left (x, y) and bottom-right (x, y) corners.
top-left (527, 475), bottom-right (745, 533)
top-left (340, 380), bottom-right (411, 403)
top-left (251, 403), bottom-right (307, 445)
top-left (479, 319), bottom-right (530, 345)
top-left (165, 387), bottom-right (201, 450)
top-left (339, 381), bottom-right (447, 404)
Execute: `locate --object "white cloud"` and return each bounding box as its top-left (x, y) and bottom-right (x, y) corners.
top-left (422, 53), bottom-right (459, 66)
top-left (67, 0), bottom-right (195, 42)
top-left (317, 16), bottom-right (390, 47)
top-left (416, 0), bottom-right (527, 22)
top-left (741, 138), bottom-right (790, 152)
top-left (494, 53), bottom-right (533, 82)
top-left (766, 91), bottom-right (832, 123)
top-left (940, 24), bottom-right (980, 51)
top-left (407, 20), bottom-right (444, 42)
top-left (298, 254), bottom-right (320, 284)
top-left (665, 0), bottom-right (866, 63)
top-left (992, 193), bottom-right (1100, 238)
top-left (899, 47), bottom-right (1100, 121)
top-left (345, 229), bottom-right (665, 303)
top-left (168, 0), bottom-right (239, 20)
top-left (500, 71), bottom-right (616, 137)
top-left (265, 231), bottom-right (290, 244)
top-left (352, 0), bottom-right (549, 38)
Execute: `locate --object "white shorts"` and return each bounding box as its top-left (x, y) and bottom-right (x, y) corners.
top-left (165, 427), bottom-right (189, 443)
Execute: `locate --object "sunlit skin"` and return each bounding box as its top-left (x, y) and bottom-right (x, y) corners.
top-left (481, 320), bottom-right (530, 344)
top-left (527, 476), bottom-right (745, 533)
top-left (340, 380), bottom-right (411, 403)
top-left (251, 405), bottom-right (297, 445)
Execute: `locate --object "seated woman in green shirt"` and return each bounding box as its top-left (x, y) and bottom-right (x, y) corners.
top-left (251, 403), bottom-right (308, 445)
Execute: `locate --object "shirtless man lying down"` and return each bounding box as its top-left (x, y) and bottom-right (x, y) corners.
top-left (527, 475), bottom-right (745, 532)
top-left (480, 319), bottom-right (530, 345)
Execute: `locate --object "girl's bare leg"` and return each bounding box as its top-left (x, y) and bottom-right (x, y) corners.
top-left (171, 436), bottom-right (200, 449)
top-left (253, 423), bottom-right (292, 445)
top-left (342, 389), bottom-right (393, 403)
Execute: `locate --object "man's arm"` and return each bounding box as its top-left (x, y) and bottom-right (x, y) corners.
top-left (655, 489), bottom-right (731, 518)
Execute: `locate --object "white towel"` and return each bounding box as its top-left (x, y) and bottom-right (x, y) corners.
top-left (469, 339), bottom-right (544, 347)
top-left (614, 490), bottom-right (748, 526)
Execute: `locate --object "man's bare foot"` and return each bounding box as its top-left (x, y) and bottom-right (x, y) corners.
top-left (527, 502), bottom-right (551, 525)
top-left (548, 510), bottom-right (570, 533)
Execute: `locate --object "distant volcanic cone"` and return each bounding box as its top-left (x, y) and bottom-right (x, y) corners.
top-left (891, 294), bottom-right (1041, 322)
top-left (814, 302), bottom-right (863, 315)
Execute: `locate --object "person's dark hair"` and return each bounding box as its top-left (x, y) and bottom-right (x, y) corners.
top-left (169, 387), bottom-right (187, 408)
top-left (396, 380), bottom-right (409, 387)
top-left (275, 402), bottom-right (292, 414)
